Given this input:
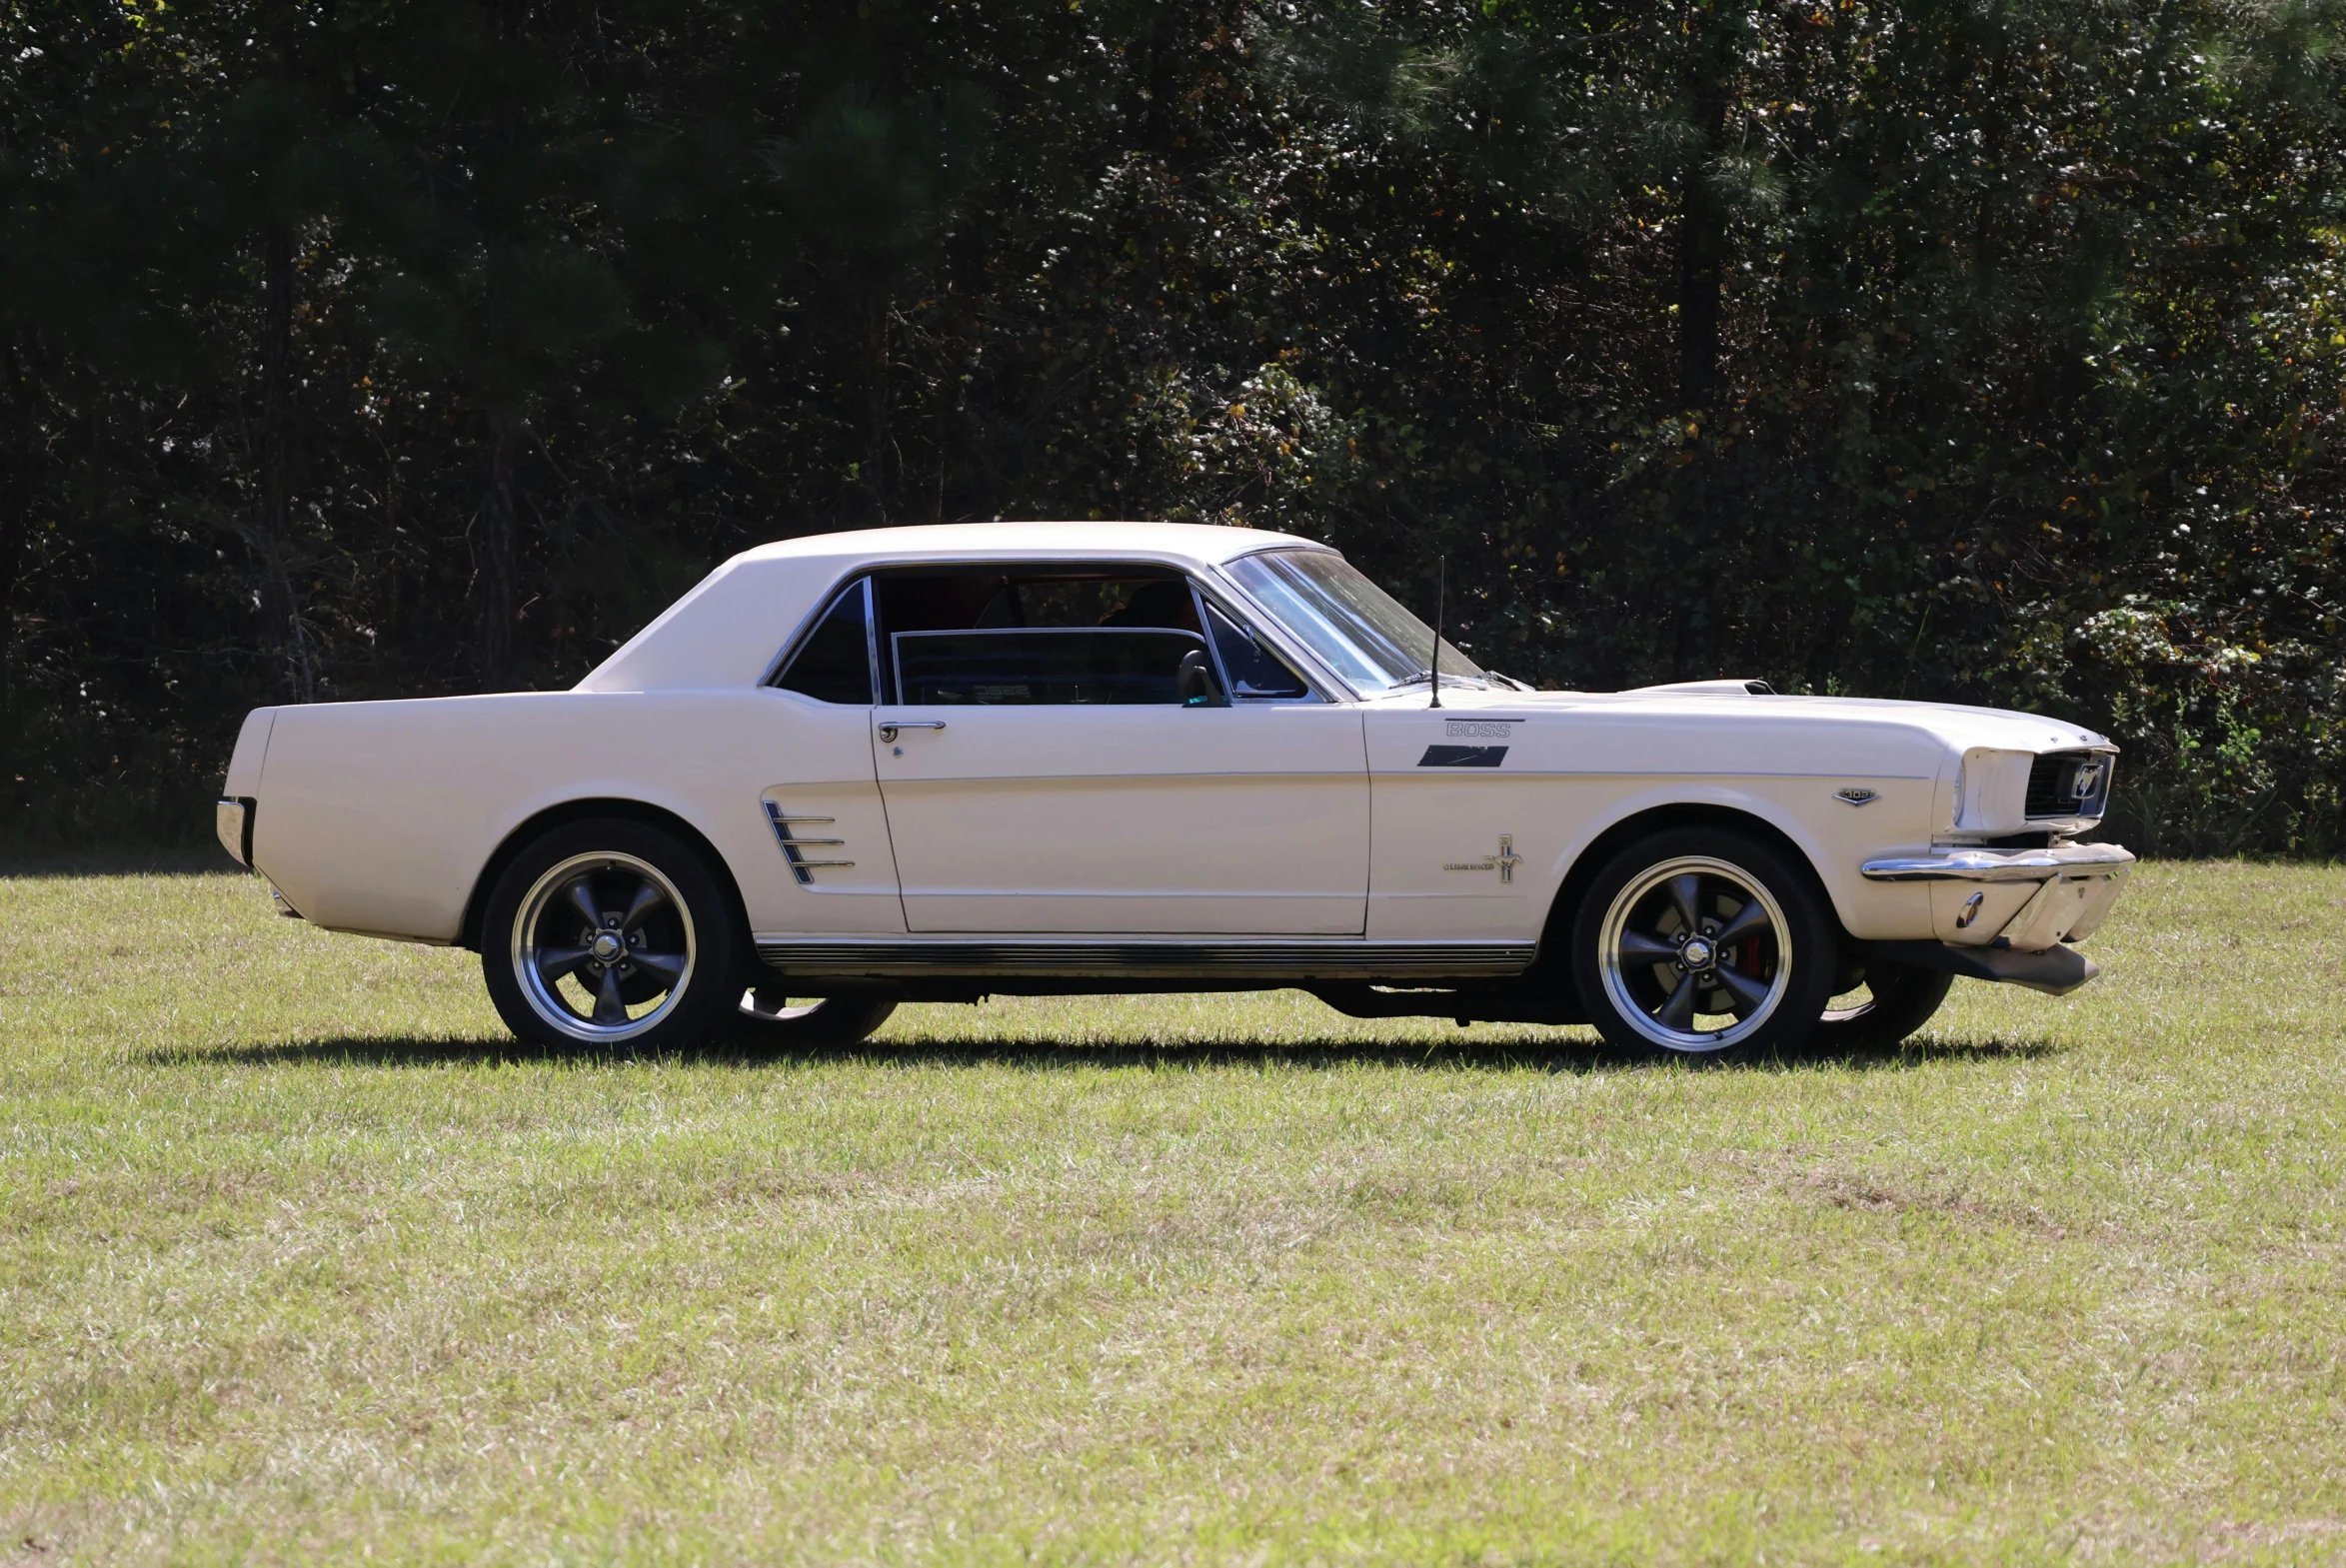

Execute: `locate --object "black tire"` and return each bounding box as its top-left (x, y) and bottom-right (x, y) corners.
top-left (1813, 958), bottom-right (1954, 1049)
top-left (1569, 826), bottom-right (1839, 1062)
top-left (728, 989), bottom-right (899, 1049)
top-left (481, 816), bottom-right (749, 1051)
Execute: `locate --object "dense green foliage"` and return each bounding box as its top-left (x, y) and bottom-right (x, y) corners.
top-left (4, 0), bottom-right (2342, 851)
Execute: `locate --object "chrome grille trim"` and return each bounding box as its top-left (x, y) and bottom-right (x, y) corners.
top-left (2024, 749), bottom-right (2116, 820)
top-left (755, 936), bottom-right (1537, 980)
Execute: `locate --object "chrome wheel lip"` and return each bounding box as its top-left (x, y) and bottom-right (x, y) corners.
top-left (512, 850), bottom-right (697, 1044)
top-left (1598, 853), bottom-right (1790, 1052)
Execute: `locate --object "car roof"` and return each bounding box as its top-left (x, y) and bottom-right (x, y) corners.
top-left (577, 521), bottom-right (1332, 693)
top-left (735, 520), bottom-right (1327, 569)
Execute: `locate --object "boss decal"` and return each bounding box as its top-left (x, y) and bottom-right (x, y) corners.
top-left (1419, 745), bottom-right (1508, 768)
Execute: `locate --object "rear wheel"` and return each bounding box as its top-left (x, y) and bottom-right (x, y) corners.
top-left (1814, 958), bottom-right (1954, 1048)
top-left (482, 817), bottom-right (747, 1051)
top-left (729, 989), bottom-right (899, 1049)
top-left (1570, 828), bottom-right (1838, 1062)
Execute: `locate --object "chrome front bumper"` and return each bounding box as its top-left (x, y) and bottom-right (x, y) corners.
top-left (1859, 842), bottom-right (2138, 883)
top-left (1862, 842), bottom-right (2135, 956)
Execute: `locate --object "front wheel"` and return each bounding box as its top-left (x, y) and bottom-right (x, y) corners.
top-left (1570, 827), bottom-right (1838, 1061)
top-left (482, 817), bottom-right (748, 1051)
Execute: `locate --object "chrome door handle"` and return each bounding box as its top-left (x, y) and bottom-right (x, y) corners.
top-left (877, 721), bottom-right (948, 743)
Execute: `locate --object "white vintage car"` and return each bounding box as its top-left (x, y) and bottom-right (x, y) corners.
top-left (216, 522), bottom-right (2133, 1058)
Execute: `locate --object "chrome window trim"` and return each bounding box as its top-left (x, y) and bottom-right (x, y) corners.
top-left (760, 572), bottom-right (878, 702)
top-left (1187, 580), bottom-right (1234, 701)
top-left (1207, 546), bottom-right (1495, 705)
top-left (859, 576), bottom-right (880, 704)
top-left (851, 558), bottom-right (1217, 704)
top-left (1196, 562), bottom-right (1363, 704)
top-left (1188, 579), bottom-right (1330, 705)
top-left (761, 554), bottom-right (1358, 705)
top-left (888, 624), bottom-right (1213, 708)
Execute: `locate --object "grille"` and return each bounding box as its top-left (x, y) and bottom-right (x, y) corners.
top-left (2024, 751), bottom-right (2113, 819)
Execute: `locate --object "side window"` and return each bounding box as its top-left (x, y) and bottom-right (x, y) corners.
top-left (1204, 601), bottom-right (1316, 701)
top-left (775, 580), bottom-right (875, 704)
top-left (874, 565), bottom-right (1208, 706)
top-left (895, 629), bottom-right (1205, 706)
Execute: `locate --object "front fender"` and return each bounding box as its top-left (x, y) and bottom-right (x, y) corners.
top-left (1541, 778), bottom-right (1938, 943)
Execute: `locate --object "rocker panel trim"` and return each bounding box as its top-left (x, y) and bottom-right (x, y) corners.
top-left (756, 935), bottom-right (1537, 979)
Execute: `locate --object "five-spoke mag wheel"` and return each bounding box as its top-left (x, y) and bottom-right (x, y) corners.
top-left (513, 850), bottom-right (697, 1043)
top-left (1596, 854), bottom-right (1790, 1050)
top-left (483, 818), bottom-right (747, 1051)
top-left (1573, 828), bottom-right (1838, 1060)
top-left (482, 816), bottom-right (900, 1053)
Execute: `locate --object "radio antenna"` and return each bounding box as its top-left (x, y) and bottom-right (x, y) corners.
top-left (1428, 556), bottom-right (1445, 710)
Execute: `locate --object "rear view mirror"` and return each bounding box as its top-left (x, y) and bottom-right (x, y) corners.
top-left (1177, 650), bottom-right (1225, 707)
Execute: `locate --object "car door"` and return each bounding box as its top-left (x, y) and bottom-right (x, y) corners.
top-left (756, 577), bottom-right (906, 934)
top-left (869, 564), bottom-right (1368, 934)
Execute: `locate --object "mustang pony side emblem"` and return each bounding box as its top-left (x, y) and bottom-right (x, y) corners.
top-left (1443, 834), bottom-right (1524, 883)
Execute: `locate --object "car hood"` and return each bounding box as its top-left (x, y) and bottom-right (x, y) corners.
top-left (1372, 683), bottom-right (2113, 757)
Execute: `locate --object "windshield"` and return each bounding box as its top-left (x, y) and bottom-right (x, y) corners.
top-left (1221, 549), bottom-right (1487, 697)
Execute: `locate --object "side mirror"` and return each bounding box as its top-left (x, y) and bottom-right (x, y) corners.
top-left (1177, 650), bottom-right (1225, 707)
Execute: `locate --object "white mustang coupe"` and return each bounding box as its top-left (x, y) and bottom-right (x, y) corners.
top-left (216, 522), bottom-right (2133, 1058)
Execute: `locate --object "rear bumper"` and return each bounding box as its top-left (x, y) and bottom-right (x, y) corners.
top-left (215, 796), bottom-right (254, 867)
top-left (1861, 842), bottom-right (2134, 959)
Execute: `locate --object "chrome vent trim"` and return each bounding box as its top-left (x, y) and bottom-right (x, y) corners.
top-left (763, 800), bottom-right (855, 885)
top-left (756, 936), bottom-right (1537, 980)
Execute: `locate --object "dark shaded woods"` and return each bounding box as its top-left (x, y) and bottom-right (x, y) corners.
top-left (3, 0), bottom-right (2342, 852)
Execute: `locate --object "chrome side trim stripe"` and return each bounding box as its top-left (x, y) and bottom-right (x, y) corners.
top-left (1860, 843), bottom-right (2137, 883)
top-left (755, 936), bottom-right (1537, 980)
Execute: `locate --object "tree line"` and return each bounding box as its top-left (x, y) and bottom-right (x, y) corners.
top-left (3, 0), bottom-right (2342, 853)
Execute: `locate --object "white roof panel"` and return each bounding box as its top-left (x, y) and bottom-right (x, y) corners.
top-left (577, 521), bottom-right (1327, 692)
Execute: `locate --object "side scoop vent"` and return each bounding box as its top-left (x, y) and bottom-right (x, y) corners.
top-left (763, 800), bottom-right (855, 885)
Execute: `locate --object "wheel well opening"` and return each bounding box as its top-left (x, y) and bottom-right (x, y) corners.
top-left (1538, 803), bottom-right (1834, 964)
top-left (460, 798), bottom-right (749, 952)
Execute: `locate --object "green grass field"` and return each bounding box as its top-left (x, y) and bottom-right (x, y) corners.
top-left (3, 861), bottom-right (2343, 1565)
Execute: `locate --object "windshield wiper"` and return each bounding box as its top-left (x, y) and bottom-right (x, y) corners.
top-left (1389, 669), bottom-right (1486, 691)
